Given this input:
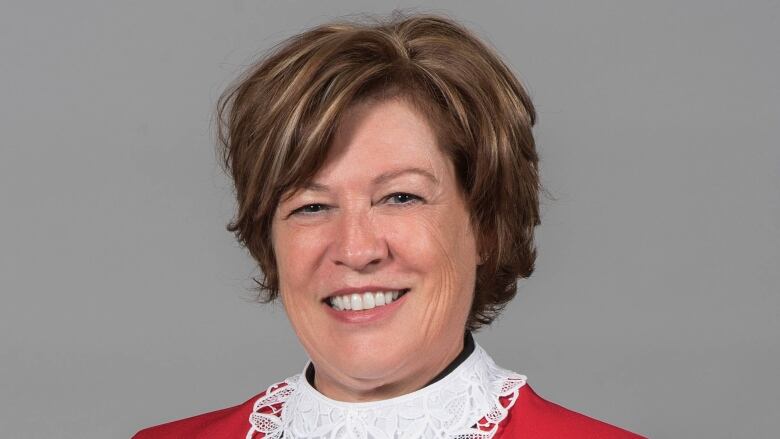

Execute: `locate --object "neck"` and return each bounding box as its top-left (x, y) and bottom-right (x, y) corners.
top-left (309, 332), bottom-right (471, 402)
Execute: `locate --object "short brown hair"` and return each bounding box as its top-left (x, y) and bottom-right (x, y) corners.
top-left (216, 12), bottom-right (540, 330)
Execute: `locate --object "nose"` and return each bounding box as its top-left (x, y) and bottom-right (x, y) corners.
top-left (331, 208), bottom-right (388, 271)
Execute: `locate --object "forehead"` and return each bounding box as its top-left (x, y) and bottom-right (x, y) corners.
top-left (313, 97), bottom-right (451, 184)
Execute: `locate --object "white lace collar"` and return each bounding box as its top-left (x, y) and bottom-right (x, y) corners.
top-left (247, 343), bottom-right (527, 439)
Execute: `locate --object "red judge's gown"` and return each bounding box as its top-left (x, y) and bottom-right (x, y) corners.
top-left (134, 341), bottom-right (645, 438)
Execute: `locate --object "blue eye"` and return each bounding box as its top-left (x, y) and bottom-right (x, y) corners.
top-left (385, 193), bottom-right (422, 205)
top-left (291, 204), bottom-right (329, 215)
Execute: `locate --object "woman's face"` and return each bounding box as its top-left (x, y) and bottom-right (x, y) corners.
top-left (272, 97), bottom-right (479, 401)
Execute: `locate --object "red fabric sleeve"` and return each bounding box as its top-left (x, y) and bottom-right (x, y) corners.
top-left (131, 393), bottom-right (259, 439)
top-left (496, 384), bottom-right (646, 438)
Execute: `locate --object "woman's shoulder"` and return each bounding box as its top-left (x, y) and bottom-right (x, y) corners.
top-left (499, 383), bottom-right (646, 438)
top-left (132, 391), bottom-right (261, 439)
top-left (132, 379), bottom-right (646, 439)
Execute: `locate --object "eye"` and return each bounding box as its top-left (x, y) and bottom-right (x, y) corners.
top-left (383, 193), bottom-right (423, 205)
top-left (290, 203), bottom-right (330, 216)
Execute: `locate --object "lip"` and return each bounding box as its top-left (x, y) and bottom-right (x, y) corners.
top-left (323, 289), bottom-right (410, 324)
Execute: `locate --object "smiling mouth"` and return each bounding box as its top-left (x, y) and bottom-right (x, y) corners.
top-left (325, 289), bottom-right (410, 311)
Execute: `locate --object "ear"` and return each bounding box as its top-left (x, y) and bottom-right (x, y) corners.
top-left (473, 225), bottom-right (487, 266)
top-left (471, 220), bottom-right (494, 268)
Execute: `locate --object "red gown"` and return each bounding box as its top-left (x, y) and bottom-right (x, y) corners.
top-left (133, 382), bottom-right (645, 438)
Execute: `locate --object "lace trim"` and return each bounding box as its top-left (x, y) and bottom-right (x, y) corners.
top-left (246, 344), bottom-right (526, 438)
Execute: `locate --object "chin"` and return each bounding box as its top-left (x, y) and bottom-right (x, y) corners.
top-left (326, 336), bottom-right (414, 381)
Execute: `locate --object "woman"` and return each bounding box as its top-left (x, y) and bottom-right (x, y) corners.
top-left (134, 13), bottom-right (644, 438)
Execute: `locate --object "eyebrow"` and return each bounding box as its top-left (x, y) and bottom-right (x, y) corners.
top-left (300, 167), bottom-right (439, 192)
top-left (374, 167), bottom-right (439, 186)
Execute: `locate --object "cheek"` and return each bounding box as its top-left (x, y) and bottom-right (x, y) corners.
top-left (272, 223), bottom-right (327, 288)
top-left (386, 211), bottom-right (477, 299)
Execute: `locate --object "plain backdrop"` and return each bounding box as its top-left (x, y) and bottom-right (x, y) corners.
top-left (1, 1), bottom-right (778, 438)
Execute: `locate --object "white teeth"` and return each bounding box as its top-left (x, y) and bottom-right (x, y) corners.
top-left (329, 290), bottom-right (406, 311)
top-left (351, 293), bottom-right (363, 311)
top-left (362, 292), bottom-right (375, 309)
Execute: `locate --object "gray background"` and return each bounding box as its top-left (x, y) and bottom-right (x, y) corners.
top-left (1, 1), bottom-right (778, 437)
